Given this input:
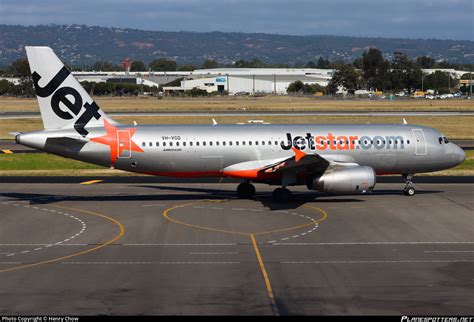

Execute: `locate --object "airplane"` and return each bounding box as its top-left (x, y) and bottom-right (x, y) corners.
top-left (14, 47), bottom-right (465, 202)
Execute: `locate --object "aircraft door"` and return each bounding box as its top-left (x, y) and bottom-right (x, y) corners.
top-left (412, 129), bottom-right (427, 156)
top-left (117, 130), bottom-right (132, 158)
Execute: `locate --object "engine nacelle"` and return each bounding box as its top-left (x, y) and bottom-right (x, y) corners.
top-left (309, 166), bottom-right (376, 194)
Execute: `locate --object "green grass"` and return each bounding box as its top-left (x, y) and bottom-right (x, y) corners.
top-left (452, 150), bottom-right (474, 170)
top-left (0, 153), bottom-right (101, 170)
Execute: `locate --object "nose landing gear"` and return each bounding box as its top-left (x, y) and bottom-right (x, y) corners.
top-left (402, 174), bottom-right (416, 196)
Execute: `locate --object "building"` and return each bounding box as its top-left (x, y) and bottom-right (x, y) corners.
top-left (71, 71), bottom-right (191, 88)
top-left (163, 68), bottom-right (335, 95)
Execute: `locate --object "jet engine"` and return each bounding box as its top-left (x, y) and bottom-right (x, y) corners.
top-left (309, 166), bottom-right (376, 194)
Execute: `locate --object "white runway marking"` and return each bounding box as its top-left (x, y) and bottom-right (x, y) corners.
top-left (189, 252), bottom-right (239, 255)
top-left (1, 202), bottom-right (88, 257)
top-left (283, 259), bottom-right (474, 264)
top-left (124, 243), bottom-right (238, 246)
top-left (142, 204), bottom-right (166, 207)
top-left (272, 241), bottom-right (474, 245)
top-left (424, 250), bottom-right (474, 253)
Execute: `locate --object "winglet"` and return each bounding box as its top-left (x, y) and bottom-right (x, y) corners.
top-left (291, 147), bottom-right (306, 162)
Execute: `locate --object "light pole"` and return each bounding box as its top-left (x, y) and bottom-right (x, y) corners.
top-left (422, 73), bottom-right (424, 92)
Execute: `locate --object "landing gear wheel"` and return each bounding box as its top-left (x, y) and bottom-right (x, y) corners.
top-left (404, 187), bottom-right (416, 196)
top-left (272, 187), bottom-right (291, 202)
top-left (402, 174), bottom-right (415, 196)
top-left (237, 182), bottom-right (255, 199)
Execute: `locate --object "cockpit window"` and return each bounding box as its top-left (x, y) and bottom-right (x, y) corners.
top-left (443, 137), bottom-right (449, 144)
top-left (438, 137), bottom-right (443, 144)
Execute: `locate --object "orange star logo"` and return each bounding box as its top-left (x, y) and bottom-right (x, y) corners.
top-left (90, 119), bottom-right (144, 165)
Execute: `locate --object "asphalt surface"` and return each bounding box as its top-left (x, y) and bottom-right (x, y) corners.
top-left (1, 110), bottom-right (474, 120)
top-left (0, 180), bottom-right (473, 315)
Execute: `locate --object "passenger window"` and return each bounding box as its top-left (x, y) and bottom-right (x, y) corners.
top-left (216, 141), bottom-right (219, 146)
top-left (149, 142), bottom-right (153, 147)
top-left (156, 142), bottom-right (159, 147)
top-left (190, 142), bottom-right (193, 146)
top-left (196, 142), bottom-right (199, 146)
top-left (229, 141), bottom-right (232, 146)
top-left (255, 141), bottom-right (258, 145)
top-left (163, 142), bottom-right (166, 147)
top-left (407, 140), bottom-right (410, 144)
top-left (203, 142), bottom-right (206, 146)
top-left (235, 141), bottom-right (238, 146)
top-left (275, 141), bottom-right (278, 145)
top-left (262, 141), bottom-right (265, 145)
top-left (176, 142), bottom-right (180, 147)
top-left (223, 141), bottom-right (226, 146)
top-left (183, 142), bottom-right (186, 146)
top-left (249, 141), bottom-right (252, 145)
top-left (170, 142), bottom-right (173, 147)
top-left (209, 141), bottom-right (213, 146)
top-left (142, 142), bottom-right (146, 147)
top-left (242, 141), bottom-right (246, 145)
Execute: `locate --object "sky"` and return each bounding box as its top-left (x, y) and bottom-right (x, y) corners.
top-left (0, 0), bottom-right (473, 40)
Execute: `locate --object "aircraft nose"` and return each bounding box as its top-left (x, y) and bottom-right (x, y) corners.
top-left (456, 146), bottom-right (466, 165)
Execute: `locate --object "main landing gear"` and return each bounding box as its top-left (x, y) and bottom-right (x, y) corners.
top-left (237, 182), bottom-right (255, 199)
top-left (272, 187), bottom-right (292, 202)
top-left (402, 174), bottom-right (416, 196)
top-left (236, 182), bottom-right (292, 202)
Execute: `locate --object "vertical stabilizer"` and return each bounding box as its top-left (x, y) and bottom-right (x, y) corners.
top-left (25, 46), bottom-right (116, 136)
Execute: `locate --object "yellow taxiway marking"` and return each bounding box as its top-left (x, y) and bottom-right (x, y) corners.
top-left (250, 234), bottom-right (279, 315)
top-left (2, 150), bottom-right (13, 154)
top-left (80, 179), bottom-right (104, 185)
top-left (0, 205), bottom-right (125, 274)
top-left (162, 199), bottom-right (329, 316)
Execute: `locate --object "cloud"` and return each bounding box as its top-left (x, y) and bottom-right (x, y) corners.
top-left (0, 0), bottom-right (472, 40)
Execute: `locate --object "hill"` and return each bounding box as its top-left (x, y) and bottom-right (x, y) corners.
top-left (1, 24), bottom-right (473, 67)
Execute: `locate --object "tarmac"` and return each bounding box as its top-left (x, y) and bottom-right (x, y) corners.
top-left (0, 178), bottom-right (473, 315)
top-left (1, 110), bottom-right (474, 120)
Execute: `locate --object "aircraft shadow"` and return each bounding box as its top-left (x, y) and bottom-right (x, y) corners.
top-left (0, 187), bottom-right (442, 211)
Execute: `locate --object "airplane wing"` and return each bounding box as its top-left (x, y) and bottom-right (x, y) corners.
top-left (223, 147), bottom-right (356, 182)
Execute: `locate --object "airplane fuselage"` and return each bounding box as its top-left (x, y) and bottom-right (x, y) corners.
top-left (17, 123), bottom-right (465, 185)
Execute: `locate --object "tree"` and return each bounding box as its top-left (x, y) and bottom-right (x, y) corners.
top-left (416, 56), bottom-right (435, 69)
top-left (316, 57), bottom-right (330, 69)
top-left (327, 64), bottom-right (363, 94)
top-left (362, 48), bottom-right (390, 91)
top-left (9, 58), bottom-right (31, 78)
top-left (130, 61), bottom-right (146, 71)
top-left (305, 61), bottom-right (316, 68)
top-left (178, 64), bottom-right (197, 71)
top-left (93, 61), bottom-right (119, 71)
top-left (424, 71), bottom-right (458, 94)
top-left (389, 52), bottom-right (422, 92)
top-left (234, 58), bottom-right (265, 68)
top-left (202, 59), bottom-right (219, 69)
top-left (287, 80), bottom-right (305, 93)
top-left (0, 79), bottom-right (15, 95)
top-left (149, 58), bottom-right (177, 71)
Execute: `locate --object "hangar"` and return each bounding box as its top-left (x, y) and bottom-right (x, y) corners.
top-left (163, 68), bottom-right (335, 95)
